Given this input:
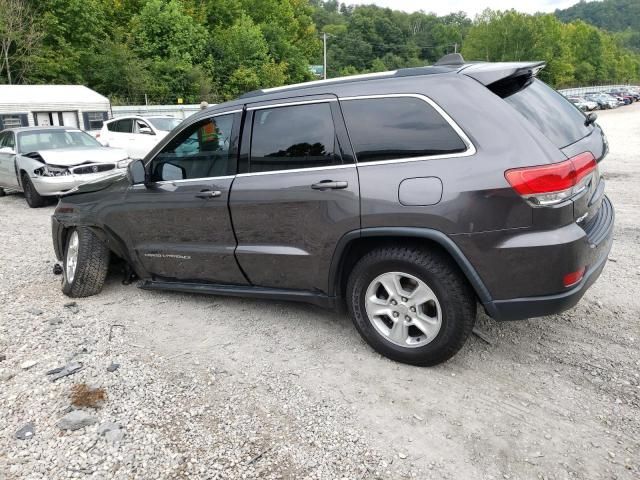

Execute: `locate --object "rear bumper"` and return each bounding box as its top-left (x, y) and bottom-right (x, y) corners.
top-left (483, 196), bottom-right (614, 321)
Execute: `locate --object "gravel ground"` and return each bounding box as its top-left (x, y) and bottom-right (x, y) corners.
top-left (1, 105), bottom-right (639, 480)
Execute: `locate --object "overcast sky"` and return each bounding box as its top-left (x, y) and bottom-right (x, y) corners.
top-left (348, 0), bottom-right (582, 18)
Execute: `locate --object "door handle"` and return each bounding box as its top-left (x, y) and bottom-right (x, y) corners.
top-left (311, 180), bottom-right (348, 191)
top-left (195, 190), bottom-right (222, 199)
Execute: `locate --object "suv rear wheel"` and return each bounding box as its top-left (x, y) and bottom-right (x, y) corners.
top-left (62, 227), bottom-right (110, 297)
top-left (347, 247), bottom-right (476, 366)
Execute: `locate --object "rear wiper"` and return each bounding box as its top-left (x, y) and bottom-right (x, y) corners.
top-left (585, 112), bottom-right (598, 126)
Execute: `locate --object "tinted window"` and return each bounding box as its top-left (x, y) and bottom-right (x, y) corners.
top-left (503, 79), bottom-right (592, 148)
top-left (107, 120), bottom-right (118, 132)
top-left (250, 103), bottom-right (340, 173)
top-left (86, 112), bottom-right (106, 130)
top-left (150, 114), bottom-right (234, 181)
top-left (115, 118), bottom-right (133, 133)
top-left (341, 97), bottom-right (467, 163)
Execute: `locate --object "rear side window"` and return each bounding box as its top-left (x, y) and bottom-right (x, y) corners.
top-left (340, 96), bottom-right (467, 163)
top-left (250, 103), bottom-right (340, 173)
top-left (112, 118), bottom-right (133, 133)
top-left (502, 79), bottom-right (591, 148)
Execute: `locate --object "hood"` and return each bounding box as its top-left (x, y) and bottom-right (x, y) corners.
top-left (61, 169), bottom-right (128, 197)
top-left (27, 147), bottom-right (128, 166)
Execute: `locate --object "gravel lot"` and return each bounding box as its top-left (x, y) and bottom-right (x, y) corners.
top-left (1, 105), bottom-right (639, 480)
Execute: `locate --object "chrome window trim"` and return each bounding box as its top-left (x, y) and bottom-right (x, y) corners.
top-left (153, 175), bottom-right (236, 186)
top-left (237, 163), bottom-right (355, 178)
top-left (247, 98), bottom-right (337, 111)
top-left (338, 93), bottom-right (477, 167)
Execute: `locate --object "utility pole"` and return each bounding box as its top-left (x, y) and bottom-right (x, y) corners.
top-left (323, 32), bottom-right (327, 80)
top-left (454, 42), bottom-right (458, 54)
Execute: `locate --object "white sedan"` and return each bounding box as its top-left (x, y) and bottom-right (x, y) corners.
top-left (0, 127), bottom-right (130, 208)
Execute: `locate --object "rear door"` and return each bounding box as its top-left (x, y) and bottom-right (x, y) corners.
top-left (122, 111), bottom-right (248, 285)
top-left (229, 96), bottom-right (359, 293)
top-left (107, 118), bottom-right (133, 153)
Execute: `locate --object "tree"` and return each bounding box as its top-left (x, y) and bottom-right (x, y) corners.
top-left (0, 0), bottom-right (42, 84)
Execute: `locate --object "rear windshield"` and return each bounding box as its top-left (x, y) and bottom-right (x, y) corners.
top-left (502, 79), bottom-right (592, 148)
top-left (148, 117), bottom-right (181, 131)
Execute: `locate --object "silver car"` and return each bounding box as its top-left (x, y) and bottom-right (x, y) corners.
top-left (0, 127), bottom-right (130, 207)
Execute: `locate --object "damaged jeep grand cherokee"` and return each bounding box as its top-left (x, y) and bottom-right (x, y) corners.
top-left (51, 55), bottom-right (614, 366)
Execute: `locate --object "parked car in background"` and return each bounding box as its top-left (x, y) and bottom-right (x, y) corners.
top-left (586, 94), bottom-right (618, 110)
top-left (609, 88), bottom-right (640, 103)
top-left (98, 115), bottom-right (182, 160)
top-left (0, 127), bottom-right (129, 207)
top-left (606, 91), bottom-right (632, 105)
top-left (51, 55), bottom-right (614, 366)
top-left (567, 96), bottom-right (599, 111)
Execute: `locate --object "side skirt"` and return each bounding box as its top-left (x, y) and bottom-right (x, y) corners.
top-left (139, 280), bottom-right (337, 309)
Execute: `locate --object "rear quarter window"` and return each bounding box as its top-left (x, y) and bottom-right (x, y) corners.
top-left (340, 96), bottom-right (468, 163)
top-left (502, 79), bottom-right (592, 148)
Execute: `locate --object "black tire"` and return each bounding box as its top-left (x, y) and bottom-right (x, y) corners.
top-left (21, 173), bottom-right (46, 208)
top-left (0, 187), bottom-right (5, 197)
top-left (62, 227), bottom-right (110, 298)
top-left (347, 246), bottom-right (476, 366)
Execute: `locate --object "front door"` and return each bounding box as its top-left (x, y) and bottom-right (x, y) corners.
top-left (0, 131), bottom-right (19, 189)
top-left (229, 97), bottom-right (360, 294)
top-left (123, 111), bottom-right (248, 285)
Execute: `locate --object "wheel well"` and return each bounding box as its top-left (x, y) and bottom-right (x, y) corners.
top-left (334, 235), bottom-right (480, 303)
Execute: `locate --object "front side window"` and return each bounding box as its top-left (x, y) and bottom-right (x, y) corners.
top-left (135, 120), bottom-right (152, 134)
top-left (250, 103), bottom-right (340, 173)
top-left (340, 97), bottom-right (467, 163)
top-left (149, 114), bottom-right (234, 182)
top-left (0, 132), bottom-right (13, 149)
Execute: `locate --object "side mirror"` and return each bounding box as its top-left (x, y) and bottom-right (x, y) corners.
top-left (139, 127), bottom-right (154, 135)
top-left (585, 112), bottom-right (598, 126)
top-left (0, 146), bottom-right (15, 154)
top-left (127, 159), bottom-right (146, 185)
top-left (157, 162), bottom-right (186, 181)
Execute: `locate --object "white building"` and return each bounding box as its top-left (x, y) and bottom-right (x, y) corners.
top-left (0, 85), bottom-right (111, 131)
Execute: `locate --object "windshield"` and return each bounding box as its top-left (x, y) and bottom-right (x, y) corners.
top-left (503, 79), bottom-right (592, 148)
top-left (18, 130), bottom-right (101, 153)
top-left (147, 117), bottom-right (181, 131)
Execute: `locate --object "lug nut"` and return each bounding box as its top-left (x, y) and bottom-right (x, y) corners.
top-left (410, 307), bottom-right (416, 312)
top-left (390, 300), bottom-right (397, 306)
top-left (402, 297), bottom-right (408, 302)
top-left (405, 315), bottom-right (411, 321)
top-left (393, 312), bottom-right (399, 317)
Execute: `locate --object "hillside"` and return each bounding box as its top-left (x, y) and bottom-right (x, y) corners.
top-left (556, 0), bottom-right (640, 32)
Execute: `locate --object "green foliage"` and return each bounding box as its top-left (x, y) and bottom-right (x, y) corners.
top-left (556, 0), bottom-right (640, 33)
top-left (2, 0), bottom-right (640, 101)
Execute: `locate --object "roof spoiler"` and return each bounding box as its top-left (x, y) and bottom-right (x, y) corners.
top-left (460, 61), bottom-right (546, 86)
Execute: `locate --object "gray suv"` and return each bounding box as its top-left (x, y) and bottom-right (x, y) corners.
top-left (51, 55), bottom-right (614, 366)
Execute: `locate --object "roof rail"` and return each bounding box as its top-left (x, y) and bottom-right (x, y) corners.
top-left (435, 53), bottom-right (465, 66)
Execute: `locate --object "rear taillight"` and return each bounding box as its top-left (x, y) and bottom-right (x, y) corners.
top-left (505, 152), bottom-right (597, 206)
top-left (563, 267), bottom-right (586, 288)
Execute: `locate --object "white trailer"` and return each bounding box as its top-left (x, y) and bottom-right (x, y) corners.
top-left (0, 85), bottom-right (111, 132)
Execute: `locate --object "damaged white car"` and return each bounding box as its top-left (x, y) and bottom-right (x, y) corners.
top-left (0, 127), bottom-right (130, 207)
